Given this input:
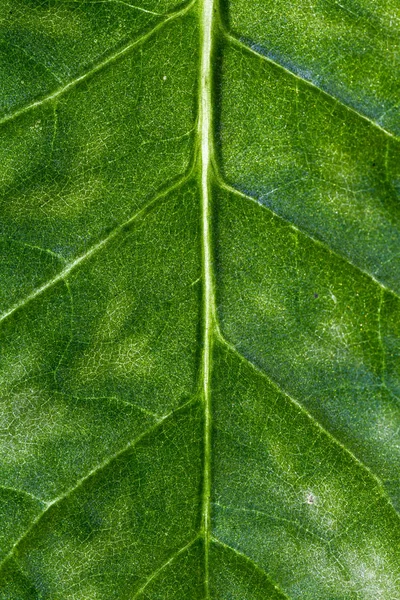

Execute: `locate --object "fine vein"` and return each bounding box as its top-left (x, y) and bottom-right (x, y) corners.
top-left (0, 0), bottom-right (195, 128)
top-left (217, 333), bottom-right (400, 518)
top-left (217, 177), bottom-right (400, 302)
top-left (86, 1), bottom-right (163, 15)
top-left (0, 397), bottom-right (196, 573)
top-left (225, 32), bottom-right (400, 143)
top-left (0, 173), bottom-right (190, 326)
top-left (211, 537), bottom-right (291, 600)
top-left (199, 0), bottom-right (216, 595)
top-left (131, 537), bottom-right (198, 599)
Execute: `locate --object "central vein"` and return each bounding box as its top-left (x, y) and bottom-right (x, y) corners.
top-left (199, 0), bottom-right (216, 595)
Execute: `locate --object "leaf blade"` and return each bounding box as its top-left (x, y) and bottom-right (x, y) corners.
top-left (0, 0), bottom-right (399, 597)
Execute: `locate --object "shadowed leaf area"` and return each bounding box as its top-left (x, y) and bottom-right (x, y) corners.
top-left (0, 0), bottom-right (399, 597)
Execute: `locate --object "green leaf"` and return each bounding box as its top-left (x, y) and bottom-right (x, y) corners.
top-left (0, 0), bottom-right (399, 597)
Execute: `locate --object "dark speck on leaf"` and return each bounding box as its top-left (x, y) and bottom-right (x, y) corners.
top-left (314, 293), bottom-right (319, 298)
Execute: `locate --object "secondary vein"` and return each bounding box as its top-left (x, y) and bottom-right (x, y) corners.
top-left (0, 172), bottom-right (190, 327)
top-left (0, 397), bottom-right (196, 574)
top-left (0, 0), bottom-right (196, 128)
top-left (216, 177), bottom-right (400, 302)
top-left (199, 0), bottom-right (216, 595)
top-left (224, 32), bottom-right (400, 143)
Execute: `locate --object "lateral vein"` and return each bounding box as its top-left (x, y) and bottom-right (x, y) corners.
top-left (0, 397), bottom-right (197, 573)
top-left (217, 332), bottom-right (400, 518)
top-left (224, 32), bottom-right (400, 143)
top-left (211, 537), bottom-right (291, 600)
top-left (0, 173), bottom-right (189, 326)
top-left (217, 178), bottom-right (400, 302)
top-left (130, 537), bottom-right (199, 599)
top-left (0, 0), bottom-right (195, 128)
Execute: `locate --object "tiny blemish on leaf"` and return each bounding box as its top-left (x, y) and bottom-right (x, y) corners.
top-left (306, 492), bottom-right (316, 505)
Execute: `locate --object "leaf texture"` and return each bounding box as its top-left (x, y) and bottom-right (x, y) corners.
top-left (0, 0), bottom-right (399, 598)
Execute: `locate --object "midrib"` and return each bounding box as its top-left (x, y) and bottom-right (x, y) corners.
top-left (199, 0), bottom-right (216, 595)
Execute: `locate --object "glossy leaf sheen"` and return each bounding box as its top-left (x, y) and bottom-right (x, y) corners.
top-left (0, 0), bottom-right (399, 598)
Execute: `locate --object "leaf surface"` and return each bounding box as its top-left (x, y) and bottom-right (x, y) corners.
top-left (0, 0), bottom-right (399, 598)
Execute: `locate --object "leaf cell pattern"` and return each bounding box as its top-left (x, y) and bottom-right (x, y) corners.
top-left (0, 0), bottom-right (399, 597)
